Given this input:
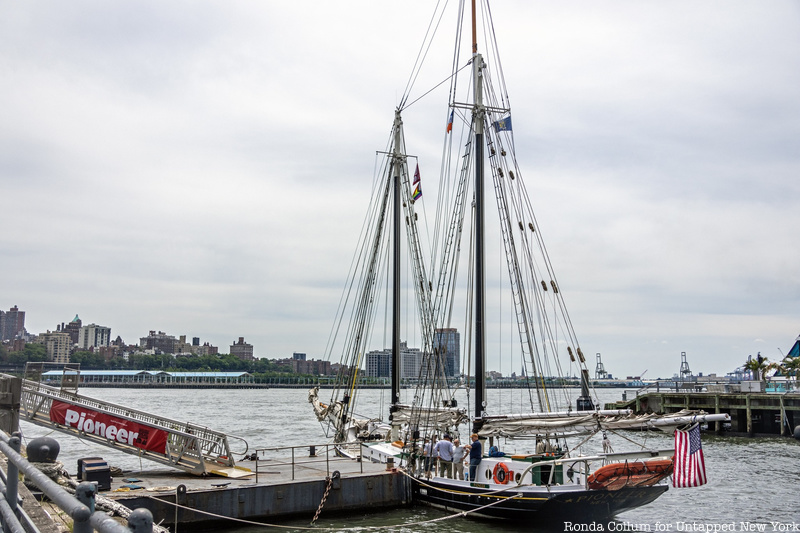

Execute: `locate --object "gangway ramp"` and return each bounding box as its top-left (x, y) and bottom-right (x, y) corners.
top-left (15, 377), bottom-right (251, 477)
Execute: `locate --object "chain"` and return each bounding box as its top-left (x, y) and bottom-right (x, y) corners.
top-left (310, 470), bottom-right (339, 525)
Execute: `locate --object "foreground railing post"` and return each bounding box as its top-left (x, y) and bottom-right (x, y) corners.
top-left (6, 433), bottom-right (20, 514)
top-left (127, 508), bottom-right (153, 533)
top-left (74, 482), bottom-right (97, 533)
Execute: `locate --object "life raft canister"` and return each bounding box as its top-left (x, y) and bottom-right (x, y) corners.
top-left (492, 462), bottom-right (511, 484)
top-left (587, 458), bottom-right (674, 490)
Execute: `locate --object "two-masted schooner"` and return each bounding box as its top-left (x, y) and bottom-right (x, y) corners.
top-left (310, 0), bottom-right (727, 523)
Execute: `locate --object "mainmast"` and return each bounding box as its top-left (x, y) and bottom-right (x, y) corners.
top-left (390, 110), bottom-right (403, 437)
top-left (471, 0), bottom-right (486, 433)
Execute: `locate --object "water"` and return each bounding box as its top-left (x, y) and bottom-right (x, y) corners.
top-left (18, 387), bottom-right (800, 531)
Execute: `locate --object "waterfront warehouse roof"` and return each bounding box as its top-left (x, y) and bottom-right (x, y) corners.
top-left (42, 370), bottom-right (167, 377)
top-left (40, 370), bottom-right (253, 383)
top-left (166, 372), bottom-right (251, 378)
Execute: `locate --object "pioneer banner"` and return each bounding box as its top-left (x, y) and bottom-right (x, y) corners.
top-left (49, 400), bottom-right (169, 454)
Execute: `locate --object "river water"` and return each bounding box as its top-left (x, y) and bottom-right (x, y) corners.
top-left (18, 387), bottom-right (800, 531)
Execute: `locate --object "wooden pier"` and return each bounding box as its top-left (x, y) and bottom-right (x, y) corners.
top-left (606, 389), bottom-right (800, 437)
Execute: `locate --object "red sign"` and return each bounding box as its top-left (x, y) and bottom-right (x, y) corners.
top-left (49, 400), bottom-right (168, 454)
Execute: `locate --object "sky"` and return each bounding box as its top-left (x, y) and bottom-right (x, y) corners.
top-left (1, 1), bottom-right (798, 379)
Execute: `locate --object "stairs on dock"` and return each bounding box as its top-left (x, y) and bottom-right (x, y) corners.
top-left (14, 377), bottom-right (249, 477)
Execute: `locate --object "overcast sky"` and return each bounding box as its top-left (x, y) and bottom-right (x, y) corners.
top-left (2, 1), bottom-right (798, 379)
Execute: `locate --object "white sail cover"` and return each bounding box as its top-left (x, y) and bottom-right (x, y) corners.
top-left (477, 409), bottom-right (725, 438)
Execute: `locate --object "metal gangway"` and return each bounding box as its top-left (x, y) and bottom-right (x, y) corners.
top-left (6, 372), bottom-right (249, 477)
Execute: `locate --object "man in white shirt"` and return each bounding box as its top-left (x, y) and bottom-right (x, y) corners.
top-left (451, 437), bottom-right (468, 480)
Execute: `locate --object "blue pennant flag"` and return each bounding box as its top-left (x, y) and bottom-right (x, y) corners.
top-left (493, 116), bottom-right (512, 132)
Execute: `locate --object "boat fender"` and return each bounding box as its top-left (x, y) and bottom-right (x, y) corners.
top-left (492, 462), bottom-right (511, 484)
top-left (391, 440), bottom-right (404, 448)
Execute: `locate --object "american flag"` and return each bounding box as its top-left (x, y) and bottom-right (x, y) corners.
top-left (673, 423), bottom-right (707, 487)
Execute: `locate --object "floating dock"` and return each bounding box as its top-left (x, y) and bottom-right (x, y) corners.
top-left (103, 455), bottom-right (409, 528)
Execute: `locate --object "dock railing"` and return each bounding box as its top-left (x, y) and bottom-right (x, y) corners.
top-left (634, 380), bottom-right (750, 397)
top-left (251, 442), bottom-right (366, 483)
top-left (0, 431), bottom-right (154, 533)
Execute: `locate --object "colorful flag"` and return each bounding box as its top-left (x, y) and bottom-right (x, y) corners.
top-left (412, 184), bottom-right (422, 202)
top-left (413, 163), bottom-right (420, 185)
top-left (446, 110), bottom-right (454, 133)
top-left (493, 116), bottom-right (512, 132)
top-left (673, 423), bottom-right (707, 487)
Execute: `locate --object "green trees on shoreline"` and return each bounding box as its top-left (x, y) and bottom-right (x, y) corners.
top-left (0, 348), bottom-right (306, 380)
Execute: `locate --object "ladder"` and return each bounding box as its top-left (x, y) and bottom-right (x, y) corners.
top-left (16, 378), bottom-right (249, 477)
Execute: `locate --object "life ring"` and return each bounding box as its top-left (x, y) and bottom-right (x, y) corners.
top-left (492, 462), bottom-right (511, 484)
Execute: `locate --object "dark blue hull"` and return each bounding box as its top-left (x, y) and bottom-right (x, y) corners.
top-left (412, 478), bottom-right (668, 523)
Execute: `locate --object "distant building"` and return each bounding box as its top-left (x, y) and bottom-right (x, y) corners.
top-left (230, 337), bottom-right (254, 360)
top-left (173, 335), bottom-right (218, 356)
top-left (139, 331), bottom-right (177, 354)
top-left (276, 357), bottom-right (331, 375)
top-left (434, 328), bottom-right (460, 377)
top-left (293, 352), bottom-right (307, 361)
top-left (7, 339), bottom-right (26, 352)
top-left (194, 342), bottom-right (218, 356)
top-left (1, 305), bottom-right (26, 341)
top-left (174, 335), bottom-right (194, 355)
top-left (36, 331), bottom-right (71, 364)
top-left (58, 315), bottom-right (82, 345)
top-left (402, 344), bottom-right (424, 379)
top-left (78, 324), bottom-right (111, 351)
top-left (97, 345), bottom-right (120, 360)
top-left (365, 350), bottom-right (391, 378)
top-left (365, 341), bottom-right (425, 379)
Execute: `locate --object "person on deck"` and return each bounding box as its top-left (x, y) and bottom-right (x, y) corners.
top-left (468, 433), bottom-right (482, 482)
top-left (422, 438), bottom-right (432, 477)
top-left (452, 438), bottom-right (468, 480)
top-left (434, 435), bottom-right (455, 478)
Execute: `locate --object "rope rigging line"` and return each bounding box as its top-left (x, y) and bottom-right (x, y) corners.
top-left (401, 63), bottom-right (471, 111)
top-left (399, 0), bottom-right (450, 110)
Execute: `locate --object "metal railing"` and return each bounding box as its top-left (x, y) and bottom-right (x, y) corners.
top-left (251, 442), bottom-right (364, 483)
top-left (0, 431), bottom-right (153, 533)
top-left (15, 377), bottom-right (243, 475)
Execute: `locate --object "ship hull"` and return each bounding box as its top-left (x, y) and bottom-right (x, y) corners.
top-left (412, 477), bottom-right (668, 523)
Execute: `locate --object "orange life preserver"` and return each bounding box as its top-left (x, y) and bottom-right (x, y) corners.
top-left (492, 462), bottom-right (511, 484)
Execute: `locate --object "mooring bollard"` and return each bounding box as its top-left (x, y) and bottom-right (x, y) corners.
top-left (127, 508), bottom-right (154, 533)
top-left (7, 433), bottom-right (21, 514)
top-left (74, 481), bottom-right (97, 533)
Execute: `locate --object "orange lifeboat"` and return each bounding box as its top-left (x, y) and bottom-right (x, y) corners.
top-left (587, 458), bottom-right (674, 491)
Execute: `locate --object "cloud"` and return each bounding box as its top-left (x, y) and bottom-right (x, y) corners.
top-left (1, 1), bottom-right (798, 378)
